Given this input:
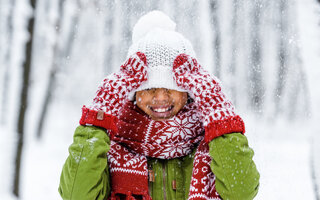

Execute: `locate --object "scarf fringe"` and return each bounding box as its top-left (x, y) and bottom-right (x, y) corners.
top-left (109, 192), bottom-right (152, 200)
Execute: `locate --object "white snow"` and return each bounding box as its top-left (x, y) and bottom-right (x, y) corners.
top-left (245, 116), bottom-right (316, 199)
top-left (1, 0), bottom-right (320, 199)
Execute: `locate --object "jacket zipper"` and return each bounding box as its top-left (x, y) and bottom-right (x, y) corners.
top-left (162, 160), bottom-right (167, 200)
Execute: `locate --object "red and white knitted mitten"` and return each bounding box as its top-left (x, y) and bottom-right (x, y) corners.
top-left (80, 52), bottom-right (148, 134)
top-left (173, 54), bottom-right (245, 142)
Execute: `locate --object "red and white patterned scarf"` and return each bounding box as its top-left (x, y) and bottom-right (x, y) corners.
top-left (107, 101), bottom-right (221, 200)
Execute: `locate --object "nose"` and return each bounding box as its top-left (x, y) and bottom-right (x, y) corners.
top-left (153, 88), bottom-right (169, 102)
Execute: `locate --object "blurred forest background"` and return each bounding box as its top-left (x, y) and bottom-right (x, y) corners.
top-left (1, 0), bottom-right (320, 199)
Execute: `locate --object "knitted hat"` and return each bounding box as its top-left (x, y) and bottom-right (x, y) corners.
top-left (127, 10), bottom-right (197, 100)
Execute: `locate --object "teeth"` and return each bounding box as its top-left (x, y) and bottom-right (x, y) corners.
top-left (153, 107), bottom-right (171, 113)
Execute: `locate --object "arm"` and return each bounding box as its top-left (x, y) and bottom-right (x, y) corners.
top-left (60, 53), bottom-right (147, 199)
top-left (209, 133), bottom-right (260, 200)
top-left (58, 125), bottom-right (111, 200)
top-left (80, 52), bottom-right (148, 132)
top-left (173, 54), bottom-right (245, 142)
top-left (173, 54), bottom-right (259, 198)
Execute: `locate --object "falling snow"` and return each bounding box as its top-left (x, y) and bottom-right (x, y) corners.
top-left (0, 0), bottom-right (320, 199)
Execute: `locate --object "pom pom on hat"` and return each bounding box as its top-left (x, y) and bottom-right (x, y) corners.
top-left (132, 10), bottom-right (176, 43)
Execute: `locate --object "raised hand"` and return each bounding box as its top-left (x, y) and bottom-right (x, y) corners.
top-left (173, 54), bottom-right (245, 142)
top-left (80, 52), bottom-right (148, 134)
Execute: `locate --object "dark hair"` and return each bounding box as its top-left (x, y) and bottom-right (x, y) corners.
top-left (187, 94), bottom-right (194, 104)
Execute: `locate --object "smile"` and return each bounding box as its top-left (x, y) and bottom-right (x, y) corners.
top-left (150, 106), bottom-right (173, 113)
top-left (148, 105), bottom-right (174, 113)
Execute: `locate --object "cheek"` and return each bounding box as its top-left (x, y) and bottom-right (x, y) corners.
top-left (176, 94), bottom-right (187, 105)
top-left (136, 96), bottom-right (142, 103)
top-left (136, 97), bottom-right (144, 107)
top-left (171, 94), bottom-right (187, 112)
top-left (135, 95), bottom-right (149, 111)
top-left (135, 92), bottom-right (144, 104)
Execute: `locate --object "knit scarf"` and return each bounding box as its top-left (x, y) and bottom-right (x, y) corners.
top-left (107, 101), bottom-right (221, 200)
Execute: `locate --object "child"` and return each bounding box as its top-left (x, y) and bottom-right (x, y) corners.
top-left (59, 11), bottom-right (259, 200)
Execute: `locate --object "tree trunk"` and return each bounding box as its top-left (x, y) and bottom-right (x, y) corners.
top-left (209, 0), bottom-right (221, 78)
top-left (274, 0), bottom-right (289, 115)
top-left (120, 0), bottom-right (134, 61)
top-left (145, 0), bottom-right (160, 10)
top-left (36, 0), bottom-right (64, 139)
top-left (249, 0), bottom-right (264, 114)
top-left (37, 0), bottom-right (81, 139)
top-left (287, 0), bottom-right (310, 119)
top-left (102, 0), bottom-right (115, 75)
top-left (1, 0), bottom-right (16, 125)
top-left (63, 1), bottom-right (81, 60)
top-left (229, 0), bottom-right (240, 104)
top-left (292, 50), bottom-right (311, 118)
top-left (311, 139), bottom-right (320, 200)
top-left (13, 0), bottom-right (37, 196)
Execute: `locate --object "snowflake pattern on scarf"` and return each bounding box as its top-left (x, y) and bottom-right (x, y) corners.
top-left (107, 101), bottom-right (221, 199)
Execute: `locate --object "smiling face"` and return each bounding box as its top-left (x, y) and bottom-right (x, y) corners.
top-left (135, 88), bottom-right (188, 121)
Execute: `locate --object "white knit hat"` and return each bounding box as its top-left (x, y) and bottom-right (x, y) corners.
top-left (127, 10), bottom-right (197, 100)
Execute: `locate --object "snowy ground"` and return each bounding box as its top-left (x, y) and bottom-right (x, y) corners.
top-left (245, 115), bottom-right (317, 199)
top-left (0, 101), bottom-right (80, 200)
top-left (0, 102), bottom-right (319, 200)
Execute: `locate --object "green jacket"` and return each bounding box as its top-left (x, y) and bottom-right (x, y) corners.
top-left (59, 126), bottom-right (259, 200)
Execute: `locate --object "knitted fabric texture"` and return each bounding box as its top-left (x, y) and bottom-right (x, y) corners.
top-left (172, 53), bottom-right (245, 142)
top-left (79, 10), bottom-right (245, 200)
top-left (80, 52), bottom-right (245, 142)
top-left (126, 11), bottom-right (196, 99)
top-left (107, 101), bottom-right (221, 200)
top-left (80, 52), bottom-right (148, 134)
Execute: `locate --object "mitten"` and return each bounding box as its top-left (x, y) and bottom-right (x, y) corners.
top-left (173, 54), bottom-right (245, 142)
top-left (80, 52), bottom-right (148, 134)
